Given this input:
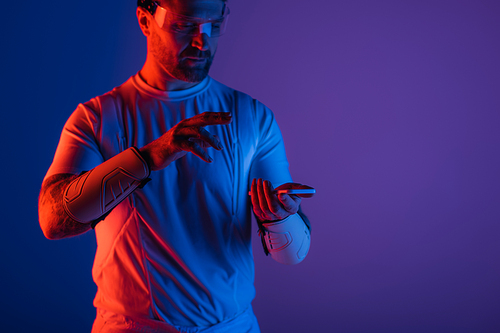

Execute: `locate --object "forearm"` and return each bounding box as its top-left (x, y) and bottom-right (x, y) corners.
top-left (39, 147), bottom-right (150, 239)
top-left (39, 174), bottom-right (92, 240)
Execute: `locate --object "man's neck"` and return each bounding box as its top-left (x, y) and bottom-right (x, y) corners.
top-left (139, 59), bottom-right (200, 91)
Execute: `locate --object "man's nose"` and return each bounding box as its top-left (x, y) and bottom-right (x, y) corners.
top-left (191, 32), bottom-right (210, 51)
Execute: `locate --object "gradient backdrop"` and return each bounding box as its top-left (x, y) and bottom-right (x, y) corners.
top-left (2, 0), bottom-right (500, 332)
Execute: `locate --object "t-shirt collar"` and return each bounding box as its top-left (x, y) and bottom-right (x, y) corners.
top-left (132, 73), bottom-right (211, 101)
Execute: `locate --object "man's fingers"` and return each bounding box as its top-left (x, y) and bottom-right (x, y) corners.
top-left (180, 140), bottom-right (213, 163)
top-left (263, 180), bottom-right (284, 218)
top-left (182, 127), bottom-right (222, 150)
top-left (250, 179), bottom-right (304, 220)
top-left (278, 193), bottom-right (301, 213)
top-left (251, 178), bottom-right (265, 220)
top-left (175, 112), bottom-right (230, 153)
top-left (195, 128), bottom-right (223, 150)
top-left (257, 179), bottom-right (272, 219)
top-left (265, 180), bottom-right (299, 216)
top-left (181, 112), bottom-right (232, 128)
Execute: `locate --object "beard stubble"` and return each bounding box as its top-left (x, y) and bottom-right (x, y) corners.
top-left (150, 29), bottom-right (214, 83)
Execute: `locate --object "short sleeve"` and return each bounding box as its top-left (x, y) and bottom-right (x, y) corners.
top-left (249, 100), bottom-right (292, 188)
top-left (44, 101), bottom-right (104, 181)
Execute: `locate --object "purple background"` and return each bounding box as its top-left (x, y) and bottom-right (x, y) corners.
top-left (2, 0), bottom-right (499, 332)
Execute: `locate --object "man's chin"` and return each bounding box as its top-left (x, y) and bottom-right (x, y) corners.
top-left (178, 70), bottom-right (209, 83)
top-left (174, 65), bottom-right (211, 83)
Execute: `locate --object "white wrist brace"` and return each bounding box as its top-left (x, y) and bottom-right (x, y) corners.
top-left (63, 147), bottom-right (150, 225)
top-left (259, 213), bottom-right (311, 265)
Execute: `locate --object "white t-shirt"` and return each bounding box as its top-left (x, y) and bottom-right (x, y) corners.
top-left (45, 74), bottom-right (292, 327)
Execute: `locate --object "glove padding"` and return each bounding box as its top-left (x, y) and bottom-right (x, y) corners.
top-left (259, 213), bottom-right (311, 265)
top-left (63, 147), bottom-right (150, 224)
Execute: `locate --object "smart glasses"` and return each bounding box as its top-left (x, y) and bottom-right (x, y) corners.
top-left (138, 0), bottom-right (230, 37)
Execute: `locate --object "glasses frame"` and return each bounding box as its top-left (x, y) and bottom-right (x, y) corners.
top-left (138, 0), bottom-right (230, 37)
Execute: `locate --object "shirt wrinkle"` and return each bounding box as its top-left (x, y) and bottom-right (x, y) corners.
top-left (45, 74), bottom-right (293, 327)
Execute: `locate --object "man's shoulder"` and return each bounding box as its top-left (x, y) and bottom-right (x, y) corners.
top-left (208, 78), bottom-right (255, 101)
top-left (81, 76), bottom-right (137, 112)
top-left (207, 78), bottom-right (272, 116)
top-left (207, 78), bottom-right (276, 127)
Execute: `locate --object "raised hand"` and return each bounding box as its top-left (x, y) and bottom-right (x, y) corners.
top-left (140, 112), bottom-right (232, 171)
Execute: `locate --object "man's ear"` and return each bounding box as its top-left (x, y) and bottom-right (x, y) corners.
top-left (137, 7), bottom-right (152, 37)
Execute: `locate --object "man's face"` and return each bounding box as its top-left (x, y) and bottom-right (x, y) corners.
top-left (149, 0), bottom-right (225, 83)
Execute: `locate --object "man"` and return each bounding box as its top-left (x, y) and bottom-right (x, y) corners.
top-left (38, 0), bottom-right (313, 332)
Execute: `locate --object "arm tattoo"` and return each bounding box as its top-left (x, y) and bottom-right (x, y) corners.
top-left (39, 173), bottom-right (92, 239)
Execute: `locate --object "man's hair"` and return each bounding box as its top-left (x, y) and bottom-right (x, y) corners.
top-left (137, 0), bottom-right (158, 14)
top-left (137, 0), bottom-right (227, 9)
top-left (138, 0), bottom-right (228, 17)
